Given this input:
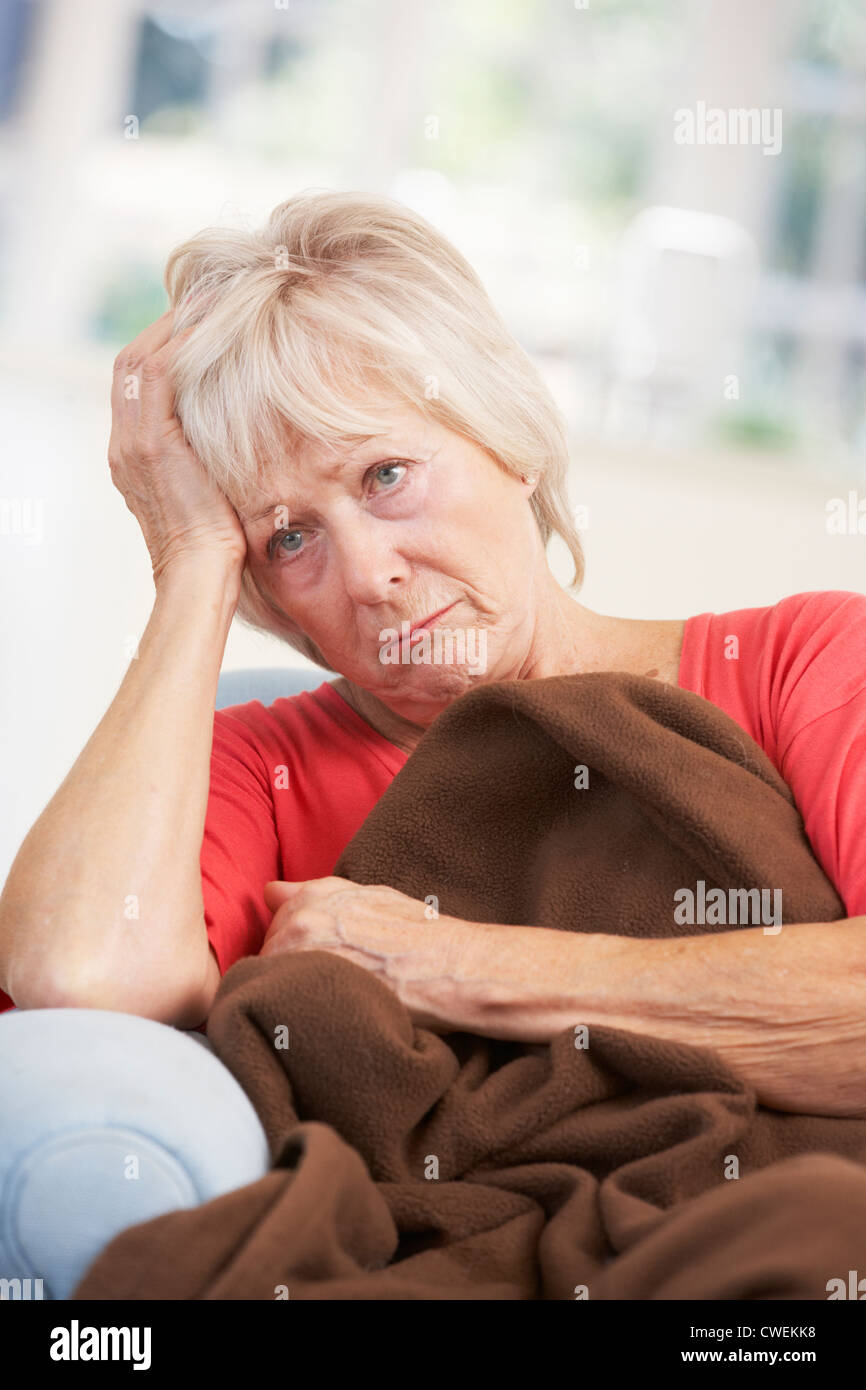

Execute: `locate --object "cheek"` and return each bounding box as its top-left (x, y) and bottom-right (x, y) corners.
top-left (428, 472), bottom-right (528, 567)
top-left (269, 575), bottom-right (342, 638)
top-left (245, 554), bottom-right (325, 636)
top-left (407, 472), bottom-right (484, 554)
top-left (433, 460), bottom-right (524, 541)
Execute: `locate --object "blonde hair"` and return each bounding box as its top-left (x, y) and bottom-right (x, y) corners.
top-left (164, 188), bottom-right (584, 669)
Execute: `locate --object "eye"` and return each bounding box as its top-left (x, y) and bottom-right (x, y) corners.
top-left (267, 528), bottom-right (305, 561)
top-left (369, 461), bottom-right (408, 491)
top-left (265, 460), bottom-right (411, 563)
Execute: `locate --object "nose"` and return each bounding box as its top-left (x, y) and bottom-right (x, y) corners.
top-left (331, 513), bottom-right (412, 607)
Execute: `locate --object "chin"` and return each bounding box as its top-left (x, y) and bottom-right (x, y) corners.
top-left (375, 661), bottom-right (489, 703)
top-left (378, 624), bottom-right (492, 688)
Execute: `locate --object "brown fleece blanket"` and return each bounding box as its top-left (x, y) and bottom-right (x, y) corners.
top-left (74, 672), bottom-right (866, 1300)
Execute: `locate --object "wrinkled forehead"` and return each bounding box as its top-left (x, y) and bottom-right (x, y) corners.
top-left (229, 440), bottom-right (352, 522)
top-left (229, 404), bottom-right (436, 521)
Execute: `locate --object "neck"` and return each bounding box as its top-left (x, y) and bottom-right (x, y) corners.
top-left (330, 677), bottom-right (431, 755)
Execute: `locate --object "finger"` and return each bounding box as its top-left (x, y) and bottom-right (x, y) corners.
top-left (263, 881), bottom-right (303, 911)
top-left (294, 876), bottom-right (353, 894)
top-left (111, 308), bottom-right (173, 386)
top-left (128, 320), bottom-right (202, 429)
top-left (123, 307), bottom-right (175, 366)
top-left (110, 309), bottom-right (175, 425)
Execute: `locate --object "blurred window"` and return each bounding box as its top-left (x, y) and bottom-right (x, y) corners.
top-left (130, 14), bottom-right (211, 126)
top-left (0, 0), bottom-right (39, 122)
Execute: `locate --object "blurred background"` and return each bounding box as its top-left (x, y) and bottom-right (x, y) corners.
top-left (1, 0), bottom-right (865, 882)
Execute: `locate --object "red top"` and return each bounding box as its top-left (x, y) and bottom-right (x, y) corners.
top-left (675, 588), bottom-right (866, 918)
top-left (2, 588), bottom-right (864, 1018)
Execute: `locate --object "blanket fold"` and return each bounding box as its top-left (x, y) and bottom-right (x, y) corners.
top-left (73, 672), bottom-right (866, 1301)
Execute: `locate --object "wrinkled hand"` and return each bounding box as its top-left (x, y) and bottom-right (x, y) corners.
top-left (108, 309), bottom-right (248, 582)
top-left (260, 876), bottom-right (485, 1032)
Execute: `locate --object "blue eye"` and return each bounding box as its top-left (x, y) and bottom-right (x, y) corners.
top-left (266, 462), bottom-right (409, 562)
top-left (268, 529), bottom-right (304, 559)
top-left (373, 462), bottom-right (406, 488)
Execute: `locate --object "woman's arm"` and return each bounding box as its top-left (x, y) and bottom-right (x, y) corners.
top-left (0, 311), bottom-right (248, 1028)
top-left (0, 557), bottom-right (238, 1027)
top-left (257, 878), bottom-right (866, 1118)
top-left (452, 915), bottom-right (866, 1118)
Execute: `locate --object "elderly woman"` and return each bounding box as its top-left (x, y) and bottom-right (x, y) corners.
top-left (1, 190), bottom-right (865, 1299)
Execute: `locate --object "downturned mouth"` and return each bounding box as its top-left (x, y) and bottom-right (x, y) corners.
top-left (407, 602), bottom-right (457, 636)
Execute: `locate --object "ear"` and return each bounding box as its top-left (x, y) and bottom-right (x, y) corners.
top-left (519, 471), bottom-right (538, 496)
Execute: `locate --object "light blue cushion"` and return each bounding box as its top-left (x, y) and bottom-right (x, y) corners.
top-left (0, 1009), bottom-right (271, 1299)
top-left (215, 665), bottom-right (330, 709)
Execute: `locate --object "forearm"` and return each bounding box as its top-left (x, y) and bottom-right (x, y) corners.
top-left (0, 556), bottom-right (240, 1024)
top-left (457, 917), bottom-right (866, 1117)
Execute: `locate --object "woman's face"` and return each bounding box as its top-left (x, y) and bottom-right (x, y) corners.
top-left (239, 405), bottom-right (544, 726)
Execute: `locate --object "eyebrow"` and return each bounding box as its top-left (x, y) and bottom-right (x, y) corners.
top-left (243, 501), bottom-right (300, 526)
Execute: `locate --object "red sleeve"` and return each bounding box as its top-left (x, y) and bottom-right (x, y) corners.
top-left (200, 706), bottom-right (283, 975)
top-left (769, 592), bottom-right (866, 917)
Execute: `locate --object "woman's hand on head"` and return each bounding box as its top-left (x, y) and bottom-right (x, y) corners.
top-left (108, 309), bottom-right (248, 582)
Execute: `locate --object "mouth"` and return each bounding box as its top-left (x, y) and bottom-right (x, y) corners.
top-left (407, 602), bottom-right (457, 636)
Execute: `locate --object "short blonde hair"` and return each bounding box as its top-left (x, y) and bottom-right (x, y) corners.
top-left (164, 188), bottom-right (584, 669)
